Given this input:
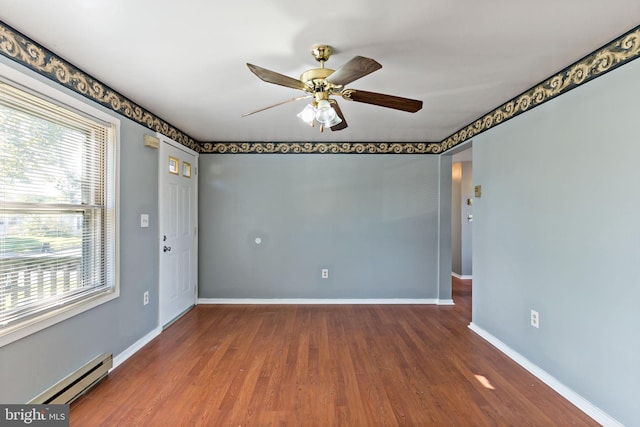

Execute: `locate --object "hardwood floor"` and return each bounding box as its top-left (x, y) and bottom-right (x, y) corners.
top-left (71, 278), bottom-right (598, 426)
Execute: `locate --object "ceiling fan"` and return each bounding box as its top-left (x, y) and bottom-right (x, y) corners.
top-left (242, 45), bottom-right (423, 132)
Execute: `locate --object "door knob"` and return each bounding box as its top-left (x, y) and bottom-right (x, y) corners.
top-left (163, 246), bottom-right (171, 252)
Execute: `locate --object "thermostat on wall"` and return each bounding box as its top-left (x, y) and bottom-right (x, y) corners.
top-left (144, 134), bottom-right (159, 149)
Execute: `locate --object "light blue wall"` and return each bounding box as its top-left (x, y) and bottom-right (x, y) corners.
top-left (199, 154), bottom-right (450, 300)
top-left (0, 56), bottom-right (159, 403)
top-left (438, 155), bottom-right (452, 298)
top-left (472, 57), bottom-right (640, 426)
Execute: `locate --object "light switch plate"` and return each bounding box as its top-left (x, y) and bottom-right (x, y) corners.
top-left (140, 214), bottom-right (149, 228)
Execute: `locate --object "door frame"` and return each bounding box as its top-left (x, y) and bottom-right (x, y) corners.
top-left (444, 141), bottom-right (473, 305)
top-left (157, 133), bottom-right (199, 327)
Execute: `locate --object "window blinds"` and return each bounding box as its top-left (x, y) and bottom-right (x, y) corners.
top-left (0, 80), bottom-right (116, 329)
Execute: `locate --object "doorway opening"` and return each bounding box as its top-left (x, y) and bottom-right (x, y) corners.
top-left (451, 147), bottom-right (473, 280)
top-left (450, 146), bottom-right (473, 303)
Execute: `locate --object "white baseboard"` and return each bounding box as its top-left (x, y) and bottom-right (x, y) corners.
top-left (111, 326), bottom-right (162, 371)
top-left (198, 298), bottom-right (444, 305)
top-left (468, 322), bottom-right (622, 427)
top-left (452, 272), bottom-right (472, 280)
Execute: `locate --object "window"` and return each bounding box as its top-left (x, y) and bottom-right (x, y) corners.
top-left (0, 66), bottom-right (118, 346)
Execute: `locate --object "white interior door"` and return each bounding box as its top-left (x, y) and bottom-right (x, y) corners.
top-left (158, 136), bottom-right (198, 327)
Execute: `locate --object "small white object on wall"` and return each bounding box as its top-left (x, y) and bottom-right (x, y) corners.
top-left (143, 134), bottom-right (159, 149)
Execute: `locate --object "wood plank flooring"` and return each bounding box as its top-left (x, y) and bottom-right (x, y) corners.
top-left (71, 278), bottom-right (598, 426)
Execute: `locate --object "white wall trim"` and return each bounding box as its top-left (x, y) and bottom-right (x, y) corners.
top-left (451, 272), bottom-right (472, 280)
top-left (198, 298), bottom-right (443, 305)
top-left (437, 299), bottom-right (455, 306)
top-left (468, 322), bottom-right (623, 427)
top-left (111, 326), bottom-right (162, 371)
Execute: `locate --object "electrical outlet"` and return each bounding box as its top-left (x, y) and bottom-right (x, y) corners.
top-left (143, 291), bottom-right (149, 306)
top-left (321, 269), bottom-right (329, 279)
top-left (530, 309), bottom-right (539, 328)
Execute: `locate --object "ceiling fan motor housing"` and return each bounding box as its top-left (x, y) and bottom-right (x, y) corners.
top-left (300, 68), bottom-right (337, 97)
top-left (303, 45), bottom-right (342, 97)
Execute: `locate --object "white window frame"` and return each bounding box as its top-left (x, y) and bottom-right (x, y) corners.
top-left (0, 61), bottom-right (120, 347)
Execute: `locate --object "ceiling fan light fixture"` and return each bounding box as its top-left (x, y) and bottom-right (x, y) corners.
top-left (314, 99), bottom-right (337, 125)
top-left (325, 112), bottom-right (342, 127)
top-left (297, 103), bottom-right (316, 126)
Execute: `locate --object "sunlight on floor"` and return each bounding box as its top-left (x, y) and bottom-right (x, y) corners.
top-left (474, 374), bottom-right (496, 390)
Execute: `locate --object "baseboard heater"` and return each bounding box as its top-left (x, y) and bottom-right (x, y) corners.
top-left (29, 353), bottom-right (113, 405)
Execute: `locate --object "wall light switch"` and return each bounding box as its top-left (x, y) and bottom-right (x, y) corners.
top-left (140, 214), bottom-right (149, 228)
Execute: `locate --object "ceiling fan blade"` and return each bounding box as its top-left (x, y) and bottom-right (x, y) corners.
top-left (325, 56), bottom-right (382, 86)
top-left (328, 100), bottom-right (348, 131)
top-left (341, 89), bottom-right (423, 113)
top-left (241, 95), bottom-right (313, 117)
top-left (247, 63), bottom-right (310, 92)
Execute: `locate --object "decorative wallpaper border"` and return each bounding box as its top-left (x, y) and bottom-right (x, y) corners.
top-left (440, 25), bottom-right (640, 152)
top-left (1, 19), bottom-right (638, 155)
top-left (198, 142), bottom-right (442, 154)
top-left (0, 21), bottom-right (199, 152)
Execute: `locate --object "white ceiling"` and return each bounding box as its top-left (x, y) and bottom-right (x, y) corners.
top-left (1, 1), bottom-right (639, 144)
